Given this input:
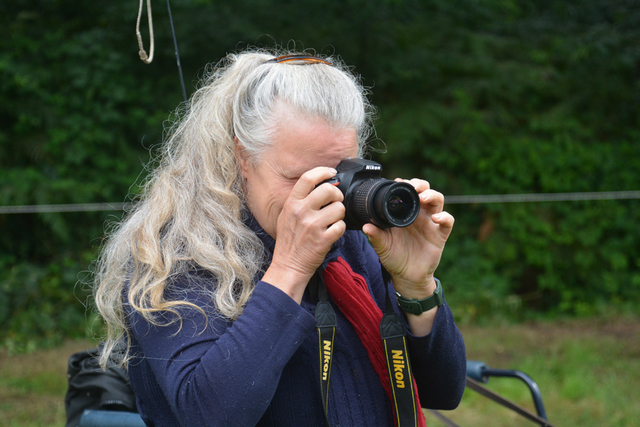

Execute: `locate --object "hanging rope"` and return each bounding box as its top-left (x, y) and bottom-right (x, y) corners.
top-left (136, 0), bottom-right (155, 63)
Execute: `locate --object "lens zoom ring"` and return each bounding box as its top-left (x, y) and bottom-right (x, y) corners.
top-left (351, 179), bottom-right (381, 224)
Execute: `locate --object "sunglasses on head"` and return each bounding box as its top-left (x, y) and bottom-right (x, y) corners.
top-left (265, 54), bottom-right (333, 66)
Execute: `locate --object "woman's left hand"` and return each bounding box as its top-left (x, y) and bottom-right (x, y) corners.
top-left (363, 179), bottom-right (454, 301)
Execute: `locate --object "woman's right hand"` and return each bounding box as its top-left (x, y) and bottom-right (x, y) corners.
top-left (261, 167), bottom-right (346, 303)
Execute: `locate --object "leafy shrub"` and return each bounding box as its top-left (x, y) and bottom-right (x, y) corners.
top-left (1, 0), bottom-right (639, 348)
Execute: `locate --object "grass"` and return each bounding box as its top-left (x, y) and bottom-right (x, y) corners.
top-left (0, 340), bottom-right (93, 427)
top-left (425, 317), bottom-right (640, 426)
top-left (1, 318), bottom-right (639, 426)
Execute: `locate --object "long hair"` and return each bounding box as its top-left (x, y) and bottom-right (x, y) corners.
top-left (93, 48), bottom-right (375, 368)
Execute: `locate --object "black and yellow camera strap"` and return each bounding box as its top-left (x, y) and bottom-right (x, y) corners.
top-left (380, 275), bottom-right (421, 427)
top-left (314, 271), bottom-right (337, 424)
top-left (313, 262), bottom-right (424, 427)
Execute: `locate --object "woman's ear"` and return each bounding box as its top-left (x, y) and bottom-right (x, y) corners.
top-left (234, 138), bottom-right (251, 179)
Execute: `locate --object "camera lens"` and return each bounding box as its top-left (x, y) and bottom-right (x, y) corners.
top-left (386, 189), bottom-right (414, 219)
top-left (348, 179), bottom-right (420, 229)
top-left (373, 182), bottom-right (420, 228)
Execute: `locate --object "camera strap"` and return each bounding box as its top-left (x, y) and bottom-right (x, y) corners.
top-left (313, 270), bottom-right (337, 425)
top-left (380, 268), bottom-right (422, 427)
top-left (314, 260), bottom-right (425, 427)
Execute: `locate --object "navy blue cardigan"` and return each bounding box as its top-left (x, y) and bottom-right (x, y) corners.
top-left (127, 220), bottom-right (466, 426)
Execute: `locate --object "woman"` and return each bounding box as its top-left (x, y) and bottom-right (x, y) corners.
top-left (94, 49), bottom-right (466, 426)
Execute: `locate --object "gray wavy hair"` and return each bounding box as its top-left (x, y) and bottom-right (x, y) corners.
top-left (93, 48), bottom-right (375, 367)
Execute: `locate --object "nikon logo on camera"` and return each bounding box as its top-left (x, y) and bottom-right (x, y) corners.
top-left (322, 340), bottom-right (332, 380)
top-left (392, 350), bottom-right (406, 388)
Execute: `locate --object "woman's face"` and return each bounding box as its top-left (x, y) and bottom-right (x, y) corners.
top-left (238, 114), bottom-right (358, 239)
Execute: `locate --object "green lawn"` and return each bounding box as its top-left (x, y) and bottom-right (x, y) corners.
top-left (1, 318), bottom-right (639, 426)
top-left (0, 340), bottom-right (91, 427)
top-left (427, 318), bottom-right (640, 426)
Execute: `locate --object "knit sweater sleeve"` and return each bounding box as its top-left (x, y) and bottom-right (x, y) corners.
top-left (128, 279), bottom-right (317, 427)
top-left (405, 303), bottom-right (467, 410)
top-left (342, 231), bottom-right (467, 410)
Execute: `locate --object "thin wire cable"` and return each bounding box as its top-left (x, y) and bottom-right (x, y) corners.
top-left (0, 203), bottom-right (131, 214)
top-left (166, 0), bottom-right (188, 105)
top-left (445, 190), bottom-right (640, 204)
top-left (1, 191), bottom-right (639, 214)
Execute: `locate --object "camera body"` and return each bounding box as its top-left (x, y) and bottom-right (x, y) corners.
top-left (323, 158), bottom-right (420, 230)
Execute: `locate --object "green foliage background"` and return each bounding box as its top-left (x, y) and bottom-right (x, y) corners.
top-left (1, 0), bottom-right (639, 349)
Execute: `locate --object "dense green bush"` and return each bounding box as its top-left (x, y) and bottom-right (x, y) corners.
top-left (1, 0), bottom-right (638, 348)
top-left (368, 1), bottom-right (640, 319)
top-left (0, 2), bottom-right (165, 349)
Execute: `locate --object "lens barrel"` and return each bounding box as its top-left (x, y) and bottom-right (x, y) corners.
top-left (348, 179), bottom-right (420, 229)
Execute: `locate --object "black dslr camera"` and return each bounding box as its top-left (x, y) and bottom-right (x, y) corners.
top-left (323, 158), bottom-right (420, 230)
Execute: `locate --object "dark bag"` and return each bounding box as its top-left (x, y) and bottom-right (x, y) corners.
top-left (64, 342), bottom-right (138, 427)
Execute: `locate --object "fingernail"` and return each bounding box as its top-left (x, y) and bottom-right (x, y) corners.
top-left (329, 168), bottom-right (337, 174)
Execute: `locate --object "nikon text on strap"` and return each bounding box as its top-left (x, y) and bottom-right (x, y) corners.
top-left (314, 270), bottom-right (336, 425)
top-left (380, 269), bottom-right (421, 427)
top-left (380, 312), bottom-right (419, 426)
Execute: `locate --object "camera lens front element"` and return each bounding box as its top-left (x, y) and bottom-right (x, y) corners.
top-left (347, 179), bottom-right (420, 229)
top-left (379, 185), bottom-right (419, 225)
top-left (373, 181), bottom-right (420, 228)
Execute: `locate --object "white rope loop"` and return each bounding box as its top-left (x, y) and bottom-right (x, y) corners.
top-left (136, 0), bottom-right (154, 64)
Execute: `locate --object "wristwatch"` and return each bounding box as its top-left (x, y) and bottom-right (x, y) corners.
top-left (395, 278), bottom-right (443, 315)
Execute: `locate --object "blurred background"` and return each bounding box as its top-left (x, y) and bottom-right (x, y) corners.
top-left (1, 0), bottom-right (639, 426)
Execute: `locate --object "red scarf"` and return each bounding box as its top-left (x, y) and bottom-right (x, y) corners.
top-left (322, 257), bottom-right (427, 427)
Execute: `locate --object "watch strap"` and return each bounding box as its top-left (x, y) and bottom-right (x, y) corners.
top-left (395, 278), bottom-right (443, 315)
